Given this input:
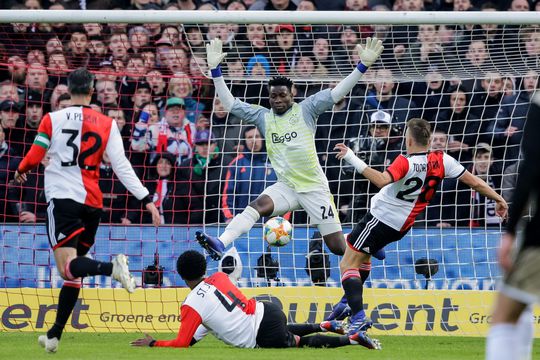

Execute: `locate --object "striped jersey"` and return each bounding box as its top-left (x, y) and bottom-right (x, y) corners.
top-left (230, 89), bottom-right (335, 192)
top-left (371, 151), bottom-right (466, 232)
top-left (154, 272), bottom-right (265, 348)
top-left (18, 105), bottom-right (149, 208)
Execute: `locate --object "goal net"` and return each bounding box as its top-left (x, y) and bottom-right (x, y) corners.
top-left (0, 10), bottom-right (538, 337)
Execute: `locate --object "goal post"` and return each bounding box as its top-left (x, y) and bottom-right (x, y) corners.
top-left (0, 10), bottom-right (538, 337)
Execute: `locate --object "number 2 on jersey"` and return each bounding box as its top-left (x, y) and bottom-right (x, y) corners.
top-left (396, 176), bottom-right (441, 203)
top-left (61, 129), bottom-right (102, 170)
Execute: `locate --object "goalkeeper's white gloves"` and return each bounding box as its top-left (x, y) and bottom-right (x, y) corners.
top-left (356, 37), bottom-right (384, 70)
top-left (206, 38), bottom-right (227, 70)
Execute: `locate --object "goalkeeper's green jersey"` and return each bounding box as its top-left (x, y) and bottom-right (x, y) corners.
top-left (230, 89), bottom-right (335, 192)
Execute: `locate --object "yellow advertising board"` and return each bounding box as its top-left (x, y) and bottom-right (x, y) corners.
top-left (1, 287), bottom-right (540, 336)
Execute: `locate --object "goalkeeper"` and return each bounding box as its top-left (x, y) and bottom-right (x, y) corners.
top-left (197, 37), bottom-right (384, 261)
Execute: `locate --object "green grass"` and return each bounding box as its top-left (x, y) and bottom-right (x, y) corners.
top-left (4, 333), bottom-right (539, 360)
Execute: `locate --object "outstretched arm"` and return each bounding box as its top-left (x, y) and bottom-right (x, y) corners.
top-left (207, 38), bottom-right (235, 111)
top-left (335, 143), bottom-right (392, 188)
top-left (459, 170), bottom-right (508, 219)
top-left (330, 37), bottom-right (384, 103)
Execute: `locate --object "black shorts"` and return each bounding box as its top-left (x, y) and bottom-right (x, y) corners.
top-left (256, 302), bottom-right (296, 348)
top-left (45, 198), bottom-right (102, 255)
top-left (347, 212), bottom-right (405, 255)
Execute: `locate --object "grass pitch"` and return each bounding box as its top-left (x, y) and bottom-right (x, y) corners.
top-left (4, 332), bottom-right (539, 360)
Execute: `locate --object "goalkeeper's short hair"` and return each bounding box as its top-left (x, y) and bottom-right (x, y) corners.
top-left (268, 76), bottom-right (294, 91)
top-left (177, 250), bottom-right (207, 281)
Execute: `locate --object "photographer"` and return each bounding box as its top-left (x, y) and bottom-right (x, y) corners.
top-left (341, 110), bottom-right (402, 222)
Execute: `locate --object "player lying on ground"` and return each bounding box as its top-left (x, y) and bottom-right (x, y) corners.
top-left (486, 93), bottom-right (540, 360)
top-left (131, 250), bottom-right (381, 350)
top-left (330, 118), bottom-right (508, 334)
top-left (197, 37), bottom-right (385, 261)
top-left (14, 68), bottom-right (161, 353)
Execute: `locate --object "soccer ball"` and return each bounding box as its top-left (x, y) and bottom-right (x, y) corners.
top-left (263, 217), bottom-right (292, 247)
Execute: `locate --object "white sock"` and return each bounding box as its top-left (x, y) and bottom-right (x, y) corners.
top-left (517, 306), bottom-right (534, 360)
top-left (220, 206), bottom-right (260, 247)
top-left (486, 323), bottom-right (518, 360)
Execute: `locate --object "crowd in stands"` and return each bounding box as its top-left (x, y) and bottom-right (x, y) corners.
top-left (0, 0), bottom-right (538, 227)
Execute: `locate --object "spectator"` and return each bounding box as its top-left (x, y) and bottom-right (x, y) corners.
top-left (167, 73), bottom-right (205, 123)
top-left (24, 63), bottom-right (49, 102)
top-left (222, 126), bottom-right (277, 221)
top-left (209, 97), bottom-right (243, 155)
top-left (145, 69), bottom-right (167, 110)
top-left (436, 86), bottom-right (481, 163)
top-left (490, 70), bottom-right (538, 165)
top-left (363, 68), bottom-right (420, 129)
top-left (270, 24), bottom-right (299, 75)
top-left (240, 23), bottom-right (270, 58)
top-left (0, 100), bottom-right (21, 148)
top-left (183, 26), bottom-right (205, 51)
top-left (95, 79), bottom-right (119, 108)
top-left (56, 93), bottom-right (72, 110)
top-left (106, 107), bottom-right (131, 150)
top-left (0, 81), bottom-right (20, 103)
top-left (500, 157), bottom-right (521, 204)
top-left (47, 51), bottom-right (69, 87)
top-left (108, 32), bottom-right (131, 63)
top-left (7, 55), bottom-right (27, 86)
top-left (27, 49), bottom-right (45, 66)
top-left (469, 72), bottom-right (504, 143)
top-left (342, 110), bottom-right (403, 222)
top-left (411, 70), bottom-right (447, 122)
top-left (66, 29), bottom-right (90, 68)
top-left (161, 26), bottom-right (182, 47)
top-left (176, 129), bottom-right (232, 224)
top-left (49, 84), bottom-right (69, 112)
top-left (131, 97), bottom-right (194, 165)
top-left (0, 124), bottom-right (20, 222)
top-left (246, 55), bottom-right (271, 77)
top-left (129, 26), bottom-right (151, 54)
top-left (8, 154), bottom-right (48, 223)
top-left (88, 35), bottom-right (108, 62)
top-left (430, 128), bottom-right (449, 152)
top-left (165, 46), bottom-right (189, 75)
top-left (521, 27), bottom-right (540, 70)
top-left (124, 153), bottom-right (180, 224)
top-left (249, 0), bottom-right (298, 10)
top-left (449, 143), bottom-right (503, 227)
top-left (312, 37), bottom-right (336, 76)
top-left (402, 24), bottom-right (444, 74)
top-left (95, 60), bottom-right (118, 83)
top-left (333, 25), bottom-right (361, 69)
top-left (176, 0), bottom-right (200, 10)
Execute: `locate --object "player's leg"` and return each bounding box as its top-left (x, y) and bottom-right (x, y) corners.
top-left (288, 320), bottom-right (345, 336)
top-left (297, 190), bottom-right (345, 255)
top-left (486, 247), bottom-right (540, 360)
top-left (486, 293), bottom-right (527, 360)
top-left (516, 306), bottom-right (534, 360)
top-left (78, 206), bottom-right (136, 292)
top-left (197, 182), bottom-right (299, 260)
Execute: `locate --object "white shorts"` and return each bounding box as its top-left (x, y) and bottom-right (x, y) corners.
top-left (261, 182), bottom-right (342, 236)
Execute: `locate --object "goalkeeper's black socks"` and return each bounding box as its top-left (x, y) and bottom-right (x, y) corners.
top-left (341, 269), bottom-right (364, 315)
top-left (287, 323), bottom-right (321, 336)
top-left (47, 283), bottom-right (81, 340)
top-left (298, 334), bottom-right (350, 348)
top-left (69, 256), bottom-right (113, 278)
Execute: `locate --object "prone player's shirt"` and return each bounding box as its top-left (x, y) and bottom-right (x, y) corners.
top-left (35, 106), bottom-right (148, 208)
top-left (154, 272), bottom-right (264, 348)
top-left (370, 151), bottom-right (466, 232)
top-left (230, 89), bottom-right (335, 192)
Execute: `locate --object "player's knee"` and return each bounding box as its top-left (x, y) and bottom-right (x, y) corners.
top-left (251, 196), bottom-right (273, 216)
top-left (323, 233), bottom-right (345, 256)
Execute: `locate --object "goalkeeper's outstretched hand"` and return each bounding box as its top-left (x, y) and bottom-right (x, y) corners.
top-left (206, 38), bottom-right (227, 69)
top-left (131, 333), bottom-right (155, 347)
top-left (356, 37), bottom-right (384, 68)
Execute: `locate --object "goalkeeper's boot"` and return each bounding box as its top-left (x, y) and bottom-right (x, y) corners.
top-left (325, 295), bottom-right (351, 321)
top-left (348, 310), bottom-right (373, 335)
top-left (372, 247), bottom-right (386, 260)
top-left (320, 320), bottom-right (346, 335)
top-left (196, 231), bottom-right (225, 261)
top-left (349, 330), bottom-right (381, 350)
top-left (38, 335), bottom-right (59, 353)
top-left (112, 254), bottom-right (136, 293)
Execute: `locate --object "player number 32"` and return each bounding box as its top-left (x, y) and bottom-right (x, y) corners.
top-left (61, 129), bottom-right (103, 171)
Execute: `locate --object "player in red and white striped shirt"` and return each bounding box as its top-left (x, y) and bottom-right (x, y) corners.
top-left (333, 118), bottom-right (508, 335)
top-left (131, 250), bottom-right (381, 350)
top-left (14, 68), bottom-right (161, 353)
